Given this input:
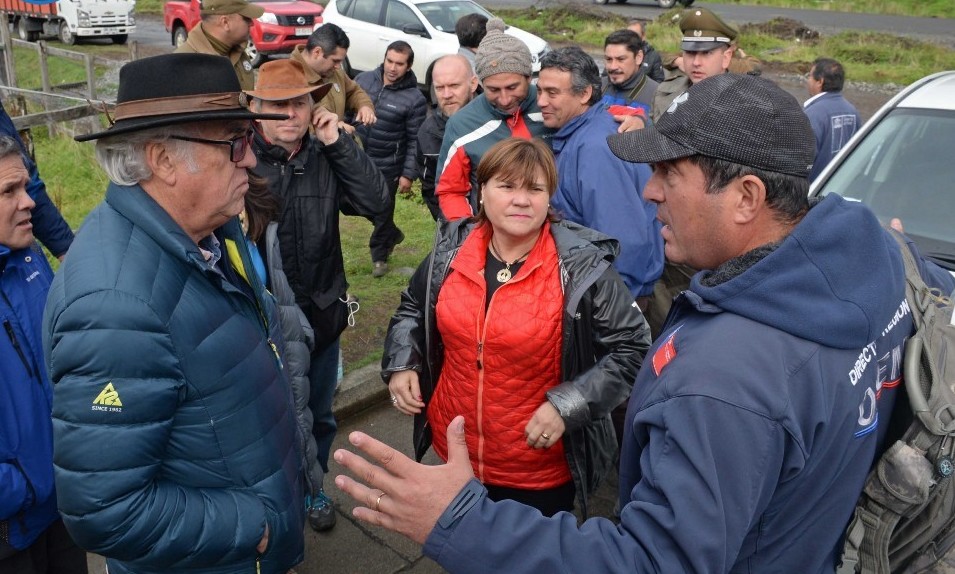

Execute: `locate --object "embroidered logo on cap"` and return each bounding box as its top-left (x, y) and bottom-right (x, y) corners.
top-left (667, 92), bottom-right (689, 115)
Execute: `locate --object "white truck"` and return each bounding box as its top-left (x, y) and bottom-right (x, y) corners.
top-left (2, 0), bottom-right (136, 45)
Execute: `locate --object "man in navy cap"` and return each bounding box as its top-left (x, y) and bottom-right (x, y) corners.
top-left (332, 73), bottom-right (955, 573)
top-left (46, 53), bottom-right (305, 574)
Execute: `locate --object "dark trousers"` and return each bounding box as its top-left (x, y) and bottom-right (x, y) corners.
top-left (0, 519), bottom-right (87, 574)
top-left (369, 177), bottom-right (403, 262)
top-left (485, 481), bottom-right (575, 518)
top-left (309, 338), bottom-right (340, 476)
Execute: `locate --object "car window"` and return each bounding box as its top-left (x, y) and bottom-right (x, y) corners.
top-left (350, 0), bottom-right (385, 24)
top-left (815, 108), bottom-right (955, 268)
top-left (338, 0), bottom-right (355, 14)
top-left (384, 0), bottom-right (421, 32)
top-left (416, 0), bottom-right (490, 33)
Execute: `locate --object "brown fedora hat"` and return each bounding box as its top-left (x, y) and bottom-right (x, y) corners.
top-left (76, 53), bottom-right (287, 142)
top-left (244, 59), bottom-right (333, 102)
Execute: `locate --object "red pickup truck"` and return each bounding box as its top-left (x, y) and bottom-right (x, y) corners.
top-left (164, 0), bottom-right (323, 66)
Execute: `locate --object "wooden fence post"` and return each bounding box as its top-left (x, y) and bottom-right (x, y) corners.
top-left (84, 53), bottom-right (95, 100)
top-left (0, 11), bottom-right (17, 88)
top-left (38, 40), bottom-right (51, 93)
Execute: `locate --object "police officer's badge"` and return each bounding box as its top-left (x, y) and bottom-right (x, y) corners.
top-left (334, 83), bottom-right (341, 93)
top-left (243, 61), bottom-right (252, 72)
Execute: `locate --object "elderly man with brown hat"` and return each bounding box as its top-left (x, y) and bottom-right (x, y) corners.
top-left (45, 53), bottom-right (305, 574)
top-left (246, 58), bottom-right (389, 533)
top-left (175, 0), bottom-right (264, 90)
top-left (434, 17), bottom-right (553, 220)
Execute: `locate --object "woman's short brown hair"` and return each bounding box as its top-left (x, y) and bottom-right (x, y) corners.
top-left (473, 137), bottom-right (559, 225)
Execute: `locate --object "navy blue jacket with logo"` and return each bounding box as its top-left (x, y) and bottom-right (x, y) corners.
top-left (44, 184), bottom-right (304, 574)
top-left (420, 195), bottom-right (955, 573)
top-left (0, 244), bottom-right (56, 553)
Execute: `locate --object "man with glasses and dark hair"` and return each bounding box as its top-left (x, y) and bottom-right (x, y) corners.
top-left (246, 58), bottom-right (388, 532)
top-left (45, 53), bottom-right (308, 574)
top-left (174, 0), bottom-right (263, 90)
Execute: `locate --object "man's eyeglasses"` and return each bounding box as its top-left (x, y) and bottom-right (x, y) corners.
top-left (169, 129), bottom-right (254, 163)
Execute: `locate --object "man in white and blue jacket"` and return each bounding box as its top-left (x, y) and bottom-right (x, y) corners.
top-left (804, 57), bottom-right (860, 182)
top-left (333, 74), bottom-right (955, 573)
top-left (0, 136), bottom-right (86, 573)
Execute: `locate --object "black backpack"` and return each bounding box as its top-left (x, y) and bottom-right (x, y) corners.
top-left (838, 232), bottom-right (955, 573)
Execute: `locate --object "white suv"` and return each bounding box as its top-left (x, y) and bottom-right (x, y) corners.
top-left (810, 70), bottom-right (955, 272)
top-left (320, 0), bottom-right (549, 93)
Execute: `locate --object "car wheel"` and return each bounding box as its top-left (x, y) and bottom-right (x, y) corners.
top-left (172, 25), bottom-right (187, 47)
top-left (245, 42), bottom-right (263, 68)
top-left (657, 0), bottom-right (677, 7)
top-left (112, 34), bottom-right (128, 45)
top-left (58, 21), bottom-right (75, 45)
top-left (680, 0), bottom-right (695, 5)
top-left (17, 17), bottom-right (38, 42)
top-left (615, 0), bottom-right (628, 3)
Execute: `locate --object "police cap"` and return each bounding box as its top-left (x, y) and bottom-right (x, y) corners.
top-left (678, 8), bottom-right (738, 52)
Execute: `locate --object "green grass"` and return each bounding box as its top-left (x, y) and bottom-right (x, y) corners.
top-left (497, 7), bottom-right (955, 86)
top-left (719, 0), bottom-right (955, 19)
top-left (338, 190), bottom-right (435, 369)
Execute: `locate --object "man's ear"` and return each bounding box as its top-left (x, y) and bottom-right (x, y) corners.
top-left (578, 85), bottom-right (593, 106)
top-left (145, 140), bottom-right (178, 186)
top-left (310, 46), bottom-right (324, 60)
top-left (732, 174), bottom-right (766, 224)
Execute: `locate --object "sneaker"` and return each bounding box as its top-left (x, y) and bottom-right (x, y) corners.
top-left (307, 490), bottom-right (336, 532)
top-left (372, 261), bottom-right (388, 278)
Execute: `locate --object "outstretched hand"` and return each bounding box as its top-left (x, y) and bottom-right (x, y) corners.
top-left (334, 416), bottom-right (475, 544)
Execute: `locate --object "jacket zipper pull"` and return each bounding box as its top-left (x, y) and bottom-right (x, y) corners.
top-left (476, 342), bottom-right (483, 370)
top-left (256, 556), bottom-right (261, 574)
top-left (4, 319), bottom-right (36, 382)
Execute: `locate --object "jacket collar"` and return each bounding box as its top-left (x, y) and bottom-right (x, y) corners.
top-left (105, 182), bottom-right (240, 270)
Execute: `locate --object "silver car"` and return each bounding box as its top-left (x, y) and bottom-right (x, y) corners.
top-left (810, 70), bottom-right (955, 272)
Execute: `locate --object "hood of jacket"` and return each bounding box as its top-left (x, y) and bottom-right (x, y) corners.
top-left (691, 194), bottom-right (905, 349)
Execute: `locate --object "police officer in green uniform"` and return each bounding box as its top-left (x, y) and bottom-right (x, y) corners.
top-left (644, 7), bottom-right (758, 339)
top-left (175, 0), bottom-right (263, 90)
top-left (651, 7), bottom-right (742, 123)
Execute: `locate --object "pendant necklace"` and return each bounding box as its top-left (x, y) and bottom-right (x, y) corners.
top-left (489, 240), bottom-right (533, 284)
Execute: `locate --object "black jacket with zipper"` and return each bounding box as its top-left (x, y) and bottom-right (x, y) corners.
top-left (354, 65), bottom-right (427, 183)
top-left (251, 129), bottom-right (388, 347)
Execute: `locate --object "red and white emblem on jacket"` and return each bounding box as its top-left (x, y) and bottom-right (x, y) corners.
top-left (652, 326), bottom-right (682, 377)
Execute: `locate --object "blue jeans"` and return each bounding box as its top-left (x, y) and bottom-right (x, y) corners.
top-left (309, 338), bottom-right (340, 475)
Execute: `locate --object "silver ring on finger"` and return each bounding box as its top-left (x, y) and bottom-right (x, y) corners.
top-left (390, 395), bottom-right (398, 405)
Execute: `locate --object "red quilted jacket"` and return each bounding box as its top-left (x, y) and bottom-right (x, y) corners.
top-left (427, 223), bottom-right (572, 489)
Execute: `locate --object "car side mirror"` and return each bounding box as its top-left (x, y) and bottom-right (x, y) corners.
top-left (401, 23), bottom-right (429, 38)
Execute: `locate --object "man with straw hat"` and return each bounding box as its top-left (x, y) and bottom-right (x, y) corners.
top-left (45, 52), bottom-right (305, 574)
